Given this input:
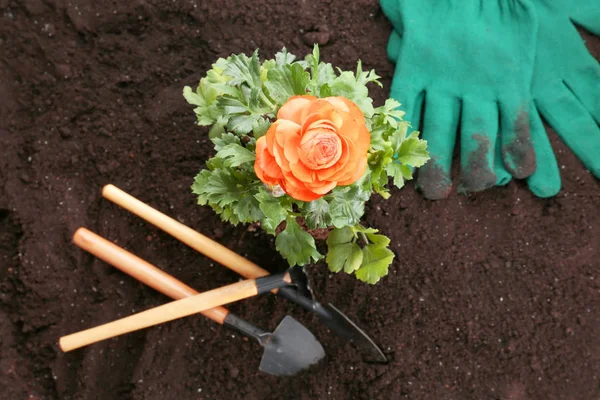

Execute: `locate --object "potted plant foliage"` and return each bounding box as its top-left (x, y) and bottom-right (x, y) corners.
top-left (183, 45), bottom-right (429, 284)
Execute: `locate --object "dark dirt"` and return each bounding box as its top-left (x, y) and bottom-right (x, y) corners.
top-left (457, 134), bottom-right (497, 194)
top-left (1, 1), bottom-right (599, 399)
top-left (503, 109), bottom-right (537, 179)
top-left (416, 158), bottom-right (453, 200)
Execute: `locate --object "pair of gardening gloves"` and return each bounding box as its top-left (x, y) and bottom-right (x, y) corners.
top-left (381, 0), bottom-right (600, 199)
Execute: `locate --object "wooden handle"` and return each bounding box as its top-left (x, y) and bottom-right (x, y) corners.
top-left (73, 228), bottom-right (229, 324)
top-left (102, 184), bottom-right (270, 279)
top-left (59, 278), bottom-right (259, 352)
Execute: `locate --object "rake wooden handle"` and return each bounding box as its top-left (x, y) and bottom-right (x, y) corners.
top-left (102, 184), bottom-right (270, 280)
top-left (73, 228), bottom-right (229, 323)
top-left (59, 277), bottom-right (262, 352)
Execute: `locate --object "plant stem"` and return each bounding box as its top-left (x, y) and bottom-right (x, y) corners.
top-left (260, 91), bottom-right (276, 110)
top-left (359, 232), bottom-right (369, 246)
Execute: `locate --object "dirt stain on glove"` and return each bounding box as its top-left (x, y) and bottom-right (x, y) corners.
top-left (502, 110), bottom-right (536, 179)
top-left (458, 134), bottom-right (497, 193)
top-left (416, 158), bottom-right (452, 200)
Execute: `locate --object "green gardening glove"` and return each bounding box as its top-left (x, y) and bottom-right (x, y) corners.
top-left (385, 0), bottom-right (600, 198)
top-left (527, 0), bottom-right (600, 194)
top-left (380, 0), bottom-right (539, 199)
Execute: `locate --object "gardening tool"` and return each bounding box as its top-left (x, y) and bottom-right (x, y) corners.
top-left (101, 184), bottom-right (388, 363)
top-left (71, 228), bottom-right (325, 376)
top-left (59, 257), bottom-right (303, 353)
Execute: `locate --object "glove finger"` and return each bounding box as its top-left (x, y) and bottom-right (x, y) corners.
top-left (380, 0), bottom-right (402, 29)
top-left (565, 67), bottom-right (600, 125)
top-left (499, 99), bottom-right (536, 179)
top-left (389, 73), bottom-right (424, 139)
top-left (526, 106), bottom-right (561, 198)
top-left (386, 30), bottom-right (402, 63)
top-left (493, 133), bottom-right (512, 187)
top-left (571, 3), bottom-right (600, 36)
top-left (457, 97), bottom-right (501, 193)
top-left (415, 92), bottom-right (460, 200)
top-left (536, 84), bottom-right (600, 178)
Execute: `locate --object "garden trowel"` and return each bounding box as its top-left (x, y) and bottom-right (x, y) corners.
top-left (67, 228), bottom-right (325, 376)
top-left (102, 184), bottom-right (388, 363)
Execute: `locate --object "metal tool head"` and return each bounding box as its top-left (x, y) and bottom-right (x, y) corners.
top-left (259, 316), bottom-right (326, 376)
top-left (322, 302), bottom-right (387, 363)
top-left (286, 265), bottom-right (314, 298)
top-left (278, 286), bottom-right (388, 363)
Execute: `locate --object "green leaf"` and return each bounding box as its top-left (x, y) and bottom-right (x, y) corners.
top-left (275, 218), bottom-right (322, 266)
top-left (326, 242), bottom-right (363, 273)
top-left (352, 225), bottom-right (378, 235)
top-left (355, 60), bottom-right (382, 88)
top-left (385, 162), bottom-right (414, 189)
top-left (326, 226), bottom-right (354, 245)
top-left (232, 193), bottom-right (263, 222)
top-left (227, 114), bottom-right (262, 135)
top-left (317, 63), bottom-right (336, 87)
top-left (329, 71), bottom-right (374, 118)
top-left (224, 51), bottom-right (262, 88)
top-left (192, 169), bottom-right (239, 207)
top-left (368, 147), bottom-right (394, 198)
top-left (318, 83), bottom-right (332, 97)
top-left (211, 132), bottom-right (241, 151)
top-left (397, 132), bottom-right (429, 168)
top-left (183, 83), bottom-right (228, 126)
top-left (326, 185), bottom-right (370, 228)
top-left (275, 48), bottom-right (297, 66)
top-left (183, 86), bottom-right (204, 106)
top-left (191, 168), bottom-right (263, 225)
top-left (255, 190), bottom-right (292, 234)
top-left (260, 60), bottom-right (276, 82)
top-left (365, 232), bottom-right (391, 247)
top-left (390, 121), bottom-right (410, 152)
top-left (215, 143), bottom-right (256, 167)
top-left (304, 44), bottom-right (339, 97)
top-left (373, 99), bottom-right (406, 129)
top-left (355, 244), bottom-right (395, 284)
top-left (219, 96), bottom-right (248, 115)
top-left (208, 118), bottom-right (227, 138)
top-left (368, 126), bottom-right (391, 152)
top-left (303, 198), bottom-right (332, 229)
top-left (264, 63), bottom-right (310, 105)
top-left (252, 117), bottom-right (271, 139)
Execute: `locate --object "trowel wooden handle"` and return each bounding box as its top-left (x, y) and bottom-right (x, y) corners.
top-left (73, 227), bottom-right (229, 324)
top-left (102, 184), bottom-right (270, 279)
top-left (59, 277), bottom-right (265, 352)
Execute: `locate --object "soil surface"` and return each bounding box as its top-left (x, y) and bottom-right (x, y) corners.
top-left (1, 1), bottom-right (599, 399)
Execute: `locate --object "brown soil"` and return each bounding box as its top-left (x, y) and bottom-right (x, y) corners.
top-left (1, 1), bottom-right (599, 399)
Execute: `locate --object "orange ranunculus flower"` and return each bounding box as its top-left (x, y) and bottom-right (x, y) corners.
top-left (254, 95), bottom-right (370, 201)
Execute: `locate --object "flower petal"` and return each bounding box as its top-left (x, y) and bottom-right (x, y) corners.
top-left (328, 161), bottom-right (356, 182)
top-left (315, 136), bottom-right (351, 180)
top-left (289, 160), bottom-right (314, 182)
top-left (300, 99), bottom-right (340, 125)
top-left (254, 136), bottom-right (282, 184)
top-left (277, 95), bottom-right (317, 125)
top-left (338, 157), bottom-right (367, 186)
top-left (280, 171), bottom-right (323, 201)
top-left (298, 128), bottom-right (342, 170)
top-left (304, 180), bottom-right (337, 195)
top-left (323, 96), bottom-right (365, 124)
top-left (273, 120), bottom-right (302, 164)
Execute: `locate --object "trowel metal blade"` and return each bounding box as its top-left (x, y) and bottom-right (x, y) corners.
top-left (323, 302), bottom-right (387, 363)
top-left (259, 316), bottom-right (325, 376)
top-left (277, 286), bottom-right (388, 363)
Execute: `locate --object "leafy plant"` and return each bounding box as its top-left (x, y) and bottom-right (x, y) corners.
top-left (184, 45), bottom-right (429, 284)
